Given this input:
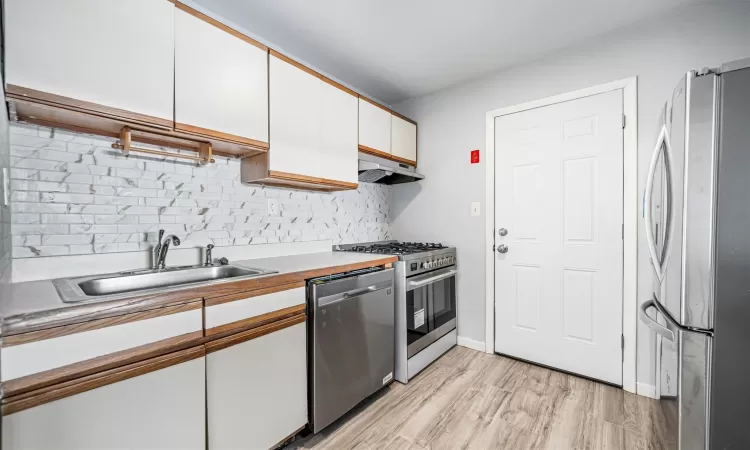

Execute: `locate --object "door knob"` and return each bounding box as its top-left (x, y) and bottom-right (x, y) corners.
top-left (498, 228), bottom-right (508, 236)
top-left (497, 245), bottom-right (508, 254)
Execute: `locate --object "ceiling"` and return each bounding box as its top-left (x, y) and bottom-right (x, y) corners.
top-left (194, 0), bottom-right (700, 104)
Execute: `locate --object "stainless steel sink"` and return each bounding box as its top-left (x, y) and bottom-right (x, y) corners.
top-left (53, 264), bottom-right (278, 303)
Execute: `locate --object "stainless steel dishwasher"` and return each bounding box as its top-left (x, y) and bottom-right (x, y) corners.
top-left (308, 267), bottom-right (395, 434)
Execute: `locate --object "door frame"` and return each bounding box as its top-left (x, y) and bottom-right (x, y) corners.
top-left (484, 77), bottom-right (638, 393)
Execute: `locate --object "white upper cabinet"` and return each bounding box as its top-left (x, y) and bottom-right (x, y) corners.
top-left (174, 6), bottom-right (269, 144)
top-left (5, 0), bottom-right (175, 123)
top-left (391, 114), bottom-right (418, 164)
top-left (358, 98), bottom-right (391, 155)
top-left (269, 53), bottom-right (358, 184)
top-left (318, 81), bottom-right (358, 184)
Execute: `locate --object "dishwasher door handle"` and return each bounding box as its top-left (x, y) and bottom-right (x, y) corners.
top-left (317, 282), bottom-right (391, 307)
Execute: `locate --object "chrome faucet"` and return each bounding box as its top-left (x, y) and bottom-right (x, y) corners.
top-left (204, 244), bottom-right (214, 267)
top-left (155, 234), bottom-right (181, 269)
top-left (152, 229), bottom-right (165, 269)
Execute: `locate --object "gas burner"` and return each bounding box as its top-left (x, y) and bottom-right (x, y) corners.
top-left (342, 241), bottom-right (447, 256)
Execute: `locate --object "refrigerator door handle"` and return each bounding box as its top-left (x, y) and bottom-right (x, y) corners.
top-left (640, 298), bottom-right (675, 342)
top-left (644, 124), bottom-right (676, 281)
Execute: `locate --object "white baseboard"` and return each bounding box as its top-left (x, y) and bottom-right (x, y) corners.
top-left (457, 336), bottom-right (486, 352)
top-left (636, 382), bottom-right (657, 399)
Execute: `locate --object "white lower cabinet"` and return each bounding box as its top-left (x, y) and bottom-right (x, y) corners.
top-left (2, 351), bottom-right (206, 450)
top-left (207, 322), bottom-right (307, 450)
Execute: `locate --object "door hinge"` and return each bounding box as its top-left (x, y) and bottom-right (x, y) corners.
top-left (621, 334), bottom-right (625, 350)
top-left (622, 114), bottom-right (626, 129)
top-left (621, 224), bottom-right (624, 240)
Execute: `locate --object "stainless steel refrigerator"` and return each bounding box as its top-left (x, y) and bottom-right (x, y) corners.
top-left (639, 57), bottom-right (750, 450)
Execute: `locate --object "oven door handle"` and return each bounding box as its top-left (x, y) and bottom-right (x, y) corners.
top-left (408, 269), bottom-right (457, 290)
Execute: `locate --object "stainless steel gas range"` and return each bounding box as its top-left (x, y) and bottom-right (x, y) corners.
top-left (335, 241), bottom-right (457, 383)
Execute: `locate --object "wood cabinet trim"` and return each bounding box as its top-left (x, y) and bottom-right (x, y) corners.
top-left (358, 144), bottom-right (391, 160)
top-left (205, 281), bottom-right (305, 307)
top-left (359, 95), bottom-right (391, 113)
top-left (2, 346), bottom-right (205, 416)
top-left (3, 301), bottom-right (202, 347)
top-left (7, 84), bottom-right (172, 129)
top-left (175, 122), bottom-right (270, 150)
top-left (247, 177), bottom-right (342, 192)
top-left (204, 312), bottom-right (305, 354)
top-left (8, 96), bottom-right (263, 158)
top-left (391, 109), bottom-right (418, 126)
top-left (360, 144), bottom-right (416, 166)
top-left (268, 170), bottom-right (358, 190)
top-left (204, 303), bottom-right (306, 338)
top-left (388, 153), bottom-right (418, 167)
top-left (270, 50), bottom-right (357, 97)
top-left (171, 0), bottom-right (268, 51)
top-left (2, 331), bottom-right (204, 398)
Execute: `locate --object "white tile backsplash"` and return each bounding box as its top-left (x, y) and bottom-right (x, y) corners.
top-left (9, 124), bottom-right (391, 258)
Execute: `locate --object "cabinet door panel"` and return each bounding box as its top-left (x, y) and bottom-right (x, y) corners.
top-left (319, 82), bottom-right (358, 184)
top-left (207, 322), bottom-right (307, 449)
top-left (5, 0), bottom-right (174, 122)
top-left (3, 356), bottom-right (205, 450)
top-left (391, 115), bottom-right (418, 164)
top-left (175, 8), bottom-right (269, 143)
top-left (269, 55), bottom-right (321, 178)
top-left (359, 99), bottom-right (391, 155)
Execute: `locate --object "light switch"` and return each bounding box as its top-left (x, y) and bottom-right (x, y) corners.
top-left (471, 202), bottom-right (481, 217)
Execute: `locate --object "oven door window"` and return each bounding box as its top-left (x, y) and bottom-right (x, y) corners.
top-left (406, 271), bottom-right (457, 348)
top-left (406, 284), bottom-right (430, 346)
top-left (430, 274), bottom-right (456, 330)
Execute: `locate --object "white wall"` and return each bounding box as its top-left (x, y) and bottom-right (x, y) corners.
top-left (390, 0), bottom-right (750, 387)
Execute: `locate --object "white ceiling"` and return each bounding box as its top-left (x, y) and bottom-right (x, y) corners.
top-left (193, 0), bottom-right (699, 104)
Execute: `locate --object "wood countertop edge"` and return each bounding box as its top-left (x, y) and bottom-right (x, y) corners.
top-left (2, 346), bottom-right (206, 416)
top-left (3, 255), bottom-right (396, 337)
top-left (203, 304), bottom-right (306, 340)
top-left (2, 331), bottom-right (204, 399)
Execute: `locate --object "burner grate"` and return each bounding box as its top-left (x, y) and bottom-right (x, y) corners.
top-left (348, 241), bottom-right (446, 255)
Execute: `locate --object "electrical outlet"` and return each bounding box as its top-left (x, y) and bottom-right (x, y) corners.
top-left (267, 198), bottom-right (279, 216)
top-left (471, 202), bottom-right (481, 217)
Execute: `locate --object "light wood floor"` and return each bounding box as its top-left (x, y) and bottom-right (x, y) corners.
top-left (288, 346), bottom-right (676, 450)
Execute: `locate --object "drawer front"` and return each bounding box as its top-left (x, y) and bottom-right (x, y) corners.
top-left (205, 285), bottom-right (306, 335)
top-left (3, 348), bottom-right (205, 449)
top-left (1, 302), bottom-right (203, 396)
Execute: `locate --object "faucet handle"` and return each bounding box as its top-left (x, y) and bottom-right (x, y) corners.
top-left (205, 244), bottom-right (215, 267)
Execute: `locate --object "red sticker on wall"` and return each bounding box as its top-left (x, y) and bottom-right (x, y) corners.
top-left (471, 150), bottom-right (480, 164)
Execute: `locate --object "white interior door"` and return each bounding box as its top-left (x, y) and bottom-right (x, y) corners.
top-left (493, 90), bottom-right (624, 385)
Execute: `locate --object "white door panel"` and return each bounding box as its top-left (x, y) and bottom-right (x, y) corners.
top-left (494, 90), bottom-right (624, 385)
